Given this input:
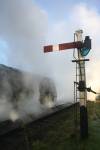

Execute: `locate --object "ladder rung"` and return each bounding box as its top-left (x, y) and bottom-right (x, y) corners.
top-left (72, 59), bottom-right (89, 63)
top-left (76, 74), bottom-right (85, 76)
top-left (76, 67), bottom-right (85, 69)
top-left (76, 98), bottom-right (85, 99)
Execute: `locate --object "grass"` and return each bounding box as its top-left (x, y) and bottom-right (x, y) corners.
top-left (31, 102), bottom-right (100, 150)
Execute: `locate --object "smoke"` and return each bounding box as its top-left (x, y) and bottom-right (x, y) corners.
top-left (0, 0), bottom-right (50, 75)
top-left (0, 64), bottom-right (57, 122)
top-left (0, 0), bottom-right (53, 121)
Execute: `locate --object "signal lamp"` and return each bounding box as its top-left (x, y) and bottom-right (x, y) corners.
top-left (80, 36), bottom-right (91, 57)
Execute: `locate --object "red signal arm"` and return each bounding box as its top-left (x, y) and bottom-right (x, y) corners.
top-left (44, 41), bottom-right (83, 53)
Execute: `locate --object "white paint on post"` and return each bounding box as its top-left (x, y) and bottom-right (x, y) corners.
top-left (75, 30), bottom-right (87, 107)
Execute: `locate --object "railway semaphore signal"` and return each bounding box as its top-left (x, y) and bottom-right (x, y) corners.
top-left (43, 29), bottom-right (95, 139)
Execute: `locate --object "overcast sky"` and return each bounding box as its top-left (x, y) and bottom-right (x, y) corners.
top-left (0, 0), bottom-right (100, 101)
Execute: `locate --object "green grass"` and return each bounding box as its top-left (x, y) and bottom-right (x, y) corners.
top-left (32, 102), bottom-right (100, 150)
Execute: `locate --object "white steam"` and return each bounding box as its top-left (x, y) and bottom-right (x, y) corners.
top-left (0, 0), bottom-right (52, 121)
top-left (0, 0), bottom-right (49, 74)
top-left (0, 69), bottom-right (56, 122)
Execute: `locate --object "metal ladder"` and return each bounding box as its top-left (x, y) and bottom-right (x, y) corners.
top-left (73, 59), bottom-right (87, 129)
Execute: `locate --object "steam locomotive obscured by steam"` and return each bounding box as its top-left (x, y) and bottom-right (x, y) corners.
top-left (0, 64), bottom-right (57, 111)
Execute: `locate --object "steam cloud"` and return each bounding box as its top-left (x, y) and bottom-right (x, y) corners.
top-left (0, 0), bottom-right (48, 73)
top-left (0, 0), bottom-right (53, 121)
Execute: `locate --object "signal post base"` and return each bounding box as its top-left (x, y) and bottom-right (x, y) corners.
top-left (80, 105), bottom-right (88, 139)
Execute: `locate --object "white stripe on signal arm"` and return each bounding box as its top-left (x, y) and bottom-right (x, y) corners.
top-left (53, 45), bottom-right (59, 51)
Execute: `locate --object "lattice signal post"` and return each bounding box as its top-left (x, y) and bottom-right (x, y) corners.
top-left (43, 30), bottom-right (92, 139)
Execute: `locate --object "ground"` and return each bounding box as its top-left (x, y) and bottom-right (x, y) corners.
top-left (32, 102), bottom-right (100, 150)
